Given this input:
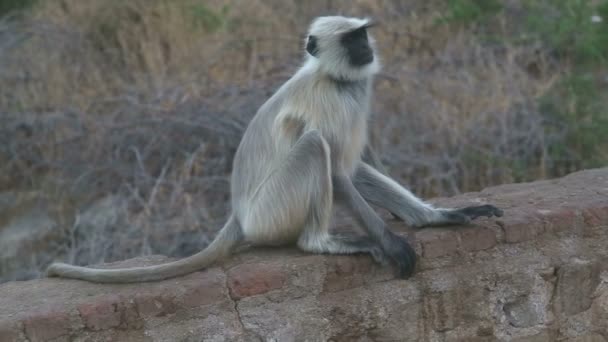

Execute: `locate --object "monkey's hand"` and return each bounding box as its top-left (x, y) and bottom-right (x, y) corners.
top-left (382, 230), bottom-right (416, 279)
top-left (444, 204), bottom-right (504, 224)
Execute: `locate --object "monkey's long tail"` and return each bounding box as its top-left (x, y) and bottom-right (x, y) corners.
top-left (46, 214), bottom-right (242, 283)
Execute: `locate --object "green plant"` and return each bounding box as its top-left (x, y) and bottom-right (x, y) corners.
top-left (523, 0), bottom-right (608, 65)
top-left (521, 0), bottom-right (608, 170)
top-left (439, 0), bottom-right (502, 25)
top-left (0, 0), bottom-right (37, 17)
top-left (541, 73), bottom-right (608, 170)
top-left (438, 0), bottom-right (608, 178)
top-left (187, 3), bottom-right (230, 32)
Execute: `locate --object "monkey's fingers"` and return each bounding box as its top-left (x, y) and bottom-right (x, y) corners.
top-left (369, 245), bottom-right (389, 265)
top-left (383, 232), bottom-right (416, 279)
top-left (458, 204), bottom-right (503, 220)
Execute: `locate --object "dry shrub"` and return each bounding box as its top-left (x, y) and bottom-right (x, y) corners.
top-left (0, 0), bottom-right (572, 281)
top-left (373, 31), bottom-right (558, 195)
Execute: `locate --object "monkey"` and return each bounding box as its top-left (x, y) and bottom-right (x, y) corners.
top-left (46, 16), bottom-right (503, 283)
top-left (362, 144), bottom-right (402, 220)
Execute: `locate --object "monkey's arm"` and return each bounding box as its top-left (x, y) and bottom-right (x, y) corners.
top-left (332, 174), bottom-right (416, 278)
top-left (361, 144), bottom-right (402, 220)
top-left (353, 163), bottom-right (503, 228)
top-left (361, 144), bottom-right (389, 175)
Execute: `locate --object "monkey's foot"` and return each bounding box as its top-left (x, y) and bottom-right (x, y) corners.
top-left (443, 204), bottom-right (503, 225)
top-left (459, 204), bottom-right (503, 219)
top-left (382, 231), bottom-right (416, 279)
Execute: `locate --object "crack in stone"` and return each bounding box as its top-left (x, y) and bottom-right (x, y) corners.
top-left (19, 320), bottom-right (30, 342)
top-left (232, 297), bottom-right (246, 332)
top-left (222, 266), bottom-right (250, 339)
top-left (494, 220), bottom-right (507, 243)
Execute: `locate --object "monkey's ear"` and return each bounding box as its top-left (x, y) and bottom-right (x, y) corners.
top-left (306, 35), bottom-right (319, 57)
top-left (362, 19), bottom-right (378, 29)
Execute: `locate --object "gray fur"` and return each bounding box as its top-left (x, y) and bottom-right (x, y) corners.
top-left (353, 163), bottom-right (503, 227)
top-left (46, 16), bottom-right (502, 283)
top-left (47, 215), bottom-right (242, 283)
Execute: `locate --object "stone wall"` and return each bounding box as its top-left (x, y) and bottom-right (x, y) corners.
top-left (1, 168), bottom-right (607, 342)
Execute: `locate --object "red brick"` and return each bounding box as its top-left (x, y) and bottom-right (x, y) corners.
top-left (0, 320), bottom-right (21, 342)
top-left (227, 262), bottom-right (287, 299)
top-left (539, 208), bottom-right (581, 233)
top-left (177, 270), bottom-right (227, 308)
top-left (23, 309), bottom-right (70, 342)
top-left (134, 292), bottom-right (177, 318)
top-left (419, 229), bottom-right (459, 258)
top-left (323, 255), bottom-right (375, 293)
top-left (121, 300), bottom-right (143, 330)
top-left (329, 254), bottom-right (373, 275)
top-left (78, 295), bottom-right (122, 331)
top-left (459, 227), bottom-right (497, 252)
top-left (582, 206), bottom-right (608, 227)
top-left (499, 212), bottom-right (544, 243)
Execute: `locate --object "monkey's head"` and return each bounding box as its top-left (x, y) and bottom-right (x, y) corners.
top-left (305, 16), bottom-right (381, 81)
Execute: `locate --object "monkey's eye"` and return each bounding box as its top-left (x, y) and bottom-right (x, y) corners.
top-left (306, 35), bottom-right (319, 56)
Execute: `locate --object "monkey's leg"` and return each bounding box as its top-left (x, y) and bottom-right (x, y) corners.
top-left (280, 132), bottom-right (387, 263)
top-left (362, 144), bottom-right (389, 175)
top-left (299, 228), bottom-right (388, 265)
top-left (332, 174), bottom-right (416, 278)
top-left (243, 130), bottom-right (382, 262)
top-left (353, 163), bottom-right (503, 228)
top-left (242, 129), bottom-right (332, 245)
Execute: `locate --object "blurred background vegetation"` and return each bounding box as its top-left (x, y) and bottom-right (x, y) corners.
top-left (0, 0), bottom-right (606, 282)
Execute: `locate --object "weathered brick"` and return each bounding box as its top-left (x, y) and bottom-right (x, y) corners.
top-left (423, 286), bottom-right (489, 334)
top-left (134, 292), bottom-right (178, 318)
top-left (582, 206), bottom-right (608, 227)
top-left (591, 290), bottom-right (608, 330)
top-left (538, 208), bottom-right (581, 233)
top-left (512, 330), bottom-right (555, 342)
top-left (419, 229), bottom-right (459, 258)
top-left (227, 262), bottom-right (287, 299)
top-left (323, 255), bottom-right (376, 293)
top-left (503, 296), bottom-right (541, 328)
top-left (177, 270), bottom-right (227, 308)
top-left (569, 333), bottom-right (606, 342)
top-left (499, 212), bottom-right (544, 243)
top-left (459, 227), bottom-right (497, 252)
top-left (121, 299), bottom-right (143, 330)
top-left (556, 259), bottom-right (601, 316)
top-left (23, 309), bottom-right (70, 342)
top-left (423, 290), bottom-right (461, 332)
top-left (0, 319), bottom-right (21, 342)
top-left (78, 295), bottom-right (122, 331)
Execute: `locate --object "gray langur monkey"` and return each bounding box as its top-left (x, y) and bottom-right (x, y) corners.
top-left (46, 16), bottom-right (503, 283)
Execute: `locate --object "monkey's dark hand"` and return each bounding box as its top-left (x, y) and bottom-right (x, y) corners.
top-left (382, 230), bottom-right (416, 279)
top-left (445, 204), bottom-right (503, 224)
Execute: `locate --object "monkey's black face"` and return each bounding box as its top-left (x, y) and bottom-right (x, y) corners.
top-left (340, 26), bottom-right (374, 67)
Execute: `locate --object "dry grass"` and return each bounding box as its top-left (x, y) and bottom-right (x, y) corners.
top-left (0, 0), bottom-right (584, 281)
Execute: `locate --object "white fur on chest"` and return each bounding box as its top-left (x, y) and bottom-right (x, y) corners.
top-left (272, 69), bottom-right (372, 175)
